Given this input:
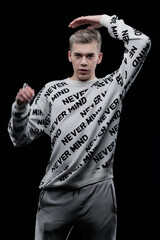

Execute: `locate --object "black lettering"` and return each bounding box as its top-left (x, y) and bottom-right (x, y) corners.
top-left (94, 95), bottom-right (102, 105)
top-left (51, 88), bottom-right (70, 102)
top-left (110, 16), bottom-right (118, 24)
top-left (83, 147), bottom-right (97, 163)
top-left (62, 122), bottom-right (86, 145)
top-left (44, 87), bottom-right (54, 98)
top-left (32, 109), bottom-right (43, 116)
top-left (62, 89), bottom-right (87, 105)
top-left (116, 74), bottom-right (123, 86)
top-left (68, 97), bottom-right (87, 113)
top-left (86, 107), bottom-right (102, 125)
top-left (109, 124), bottom-right (119, 136)
top-left (51, 150), bottom-right (71, 171)
top-left (102, 154), bottom-right (114, 168)
top-left (129, 45), bottom-right (138, 58)
top-left (51, 111), bottom-right (67, 131)
top-left (30, 128), bottom-right (44, 134)
top-left (43, 114), bottom-right (50, 128)
top-left (106, 110), bottom-right (121, 126)
top-left (103, 76), bottom-right (114, 84)
top-left (80, 106), bottom-right (91, 118)
top-left (122, 30), bottom-right (129, 43)
top-left (51, 129), bottom-right (61, 148)
top-left (93, 141), bottom-right (115, 163)
top-left (111, 26), bottom-right (118, 38)
top-left (97, 99), bottom-right (119, 125)
top-left (70, 135), bottom-right (88, 152)
top-left (109, 98), bottom-right (119, 110)
top-left (132, 42), bottom-right (150, 67)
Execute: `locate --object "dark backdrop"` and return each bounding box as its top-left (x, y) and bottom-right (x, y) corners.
top-left (2, 1), bottom-right (159, 239)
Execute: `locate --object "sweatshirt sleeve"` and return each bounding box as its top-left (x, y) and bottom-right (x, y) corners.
top-left (8, 84), bottom-right (51, 147)
top-left (100, 14), bottom-right (151, 96)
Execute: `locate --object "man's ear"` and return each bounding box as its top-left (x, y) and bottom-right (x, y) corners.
top-left (68, 50), bottom-right (72, 62)
top-left (97, 52), bottom-right (103, 64)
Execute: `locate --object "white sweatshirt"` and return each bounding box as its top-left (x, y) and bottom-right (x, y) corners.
top-left (8, 14), bottom-right (151, 189)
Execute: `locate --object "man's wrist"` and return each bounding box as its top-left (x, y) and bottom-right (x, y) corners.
top-left (13, 101), bottom-right (28, 112)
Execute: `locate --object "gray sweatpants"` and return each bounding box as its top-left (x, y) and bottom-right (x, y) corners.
top-left (35, 179), bottom-right (117, 240)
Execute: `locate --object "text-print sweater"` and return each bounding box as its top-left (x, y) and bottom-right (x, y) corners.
top-left (8, 14), bottom-right (151, 189)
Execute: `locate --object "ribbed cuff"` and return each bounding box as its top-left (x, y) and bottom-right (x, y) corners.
top-left (100, 14), bottom-right (112, 28)
top-left (12, 101), bottom-right (29, 113)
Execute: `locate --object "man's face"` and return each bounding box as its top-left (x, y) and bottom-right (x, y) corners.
top-left (68, 41), bottom-right (103, 81)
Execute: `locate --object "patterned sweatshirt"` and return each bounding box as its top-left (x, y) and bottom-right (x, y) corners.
top-left (8, 14), bottom-right (151, 189)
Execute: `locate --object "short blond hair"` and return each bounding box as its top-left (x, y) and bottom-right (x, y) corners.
top-left (69, 29), bottom-right (102, 53)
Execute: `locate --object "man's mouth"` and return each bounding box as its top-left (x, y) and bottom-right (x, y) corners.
top-left (78, 69), bottom-right (89, 74)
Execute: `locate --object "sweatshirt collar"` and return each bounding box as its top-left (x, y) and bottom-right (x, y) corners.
top-left (65, 77), bottom-right (98, 86)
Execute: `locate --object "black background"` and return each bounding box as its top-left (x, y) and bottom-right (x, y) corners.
top-left (2, 1), bottom-right (159, 239)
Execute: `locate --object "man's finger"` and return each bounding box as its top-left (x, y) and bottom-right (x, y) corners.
top-left (69, 16), bottom-right (88, 28)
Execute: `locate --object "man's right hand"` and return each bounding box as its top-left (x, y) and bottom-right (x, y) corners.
top-left (69, 15), bottom-right (102, 29)
top-left (16, 85), bottom-right (35, 106)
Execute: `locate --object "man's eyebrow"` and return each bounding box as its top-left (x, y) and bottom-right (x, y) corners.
top-left (74, 52), bottom-right (82, 55)
top-left (73, 52), bottom-right (95, 56)
top-left (87, 53), bottom-right (95, 56)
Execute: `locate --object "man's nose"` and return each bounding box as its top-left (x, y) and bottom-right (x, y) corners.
top-left (81, 56), bottom-right (87, 66)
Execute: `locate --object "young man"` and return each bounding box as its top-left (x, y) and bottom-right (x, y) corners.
top-left (8, 14), bottom-right (151, 240)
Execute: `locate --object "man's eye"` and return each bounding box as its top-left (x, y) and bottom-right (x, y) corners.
top-left (87, 54), bottom-right (94, 58)
top-left (75, 54), bottom-right (82, 58)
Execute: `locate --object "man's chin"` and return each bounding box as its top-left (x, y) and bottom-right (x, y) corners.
top-left (77, 73), bottom-right (91, 81)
